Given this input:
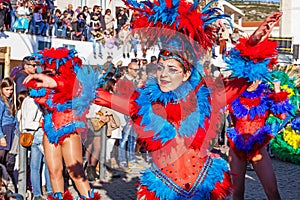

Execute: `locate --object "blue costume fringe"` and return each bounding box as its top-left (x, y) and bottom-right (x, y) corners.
top-left (44, 113), bottom-right (85, 144)
top-left (29, 88), bottom-right (47, 97)
top-left (140, 157), bottom-right (228, 200)
top-left (227, 126), bottom-right (273, 154)
top-left (136, 70), bottom-right (211, 144)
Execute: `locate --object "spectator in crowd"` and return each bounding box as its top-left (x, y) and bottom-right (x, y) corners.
top-left (13, 1), bottom-right (30, 33)
top-left (81, 5), bottom-right (90, 37)
top-left (116, 8), bottom-right (127, 33)
top-left (130, 31), bottom-right (139, 57)
top-left (118, 23), bottom-right (131, 58)
top-left (72, 12), bottom-right (86, 40)
top-left (14, 56), bottom-right (37, 96)
top-left (150, 56), bottom-right (157, 65)
top-left (74, 6), bottom-right (82, 15)
top-left (0, 163), bottom-right (23, 200)
top-left (64, 3), bottom-right (74, 18)
top-left (45, 0), bottom-right (54, 14)
top-left (0, 1), bottom-right (9, 32)
top-left (231, 28), bottom-right (241, 45)
top-left (145, 63), bottom-right (157, 78)
top-left (85, 99), bottom-right (110, 182)
top-left (32, 6), bottom-right (49, 36)
top-left (104, 29), bottom-right (118, 57)
top-left (20, 92), bottom-right (52, 199)
top-left (60, 10), bottom-right (72, 38)
top-left (89, 22), bottom-right (104, 58)
top-left (104, 9), bottom-right (114, 32)
top-left (53, 9), bottom-right (63, 37)
top-left (45, 9), bottom-right (54, 36)
top-left (0, 78), bottom-right (17, 191)
top-left (90, 5), bottom-right (105, 32)
top-left (117, 62), bottom-right (139, 169)
top-left (219, 27), bottom-right (229, 55)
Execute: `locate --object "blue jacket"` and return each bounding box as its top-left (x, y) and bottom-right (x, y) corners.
top-left (0, 97), bottom-right (16, 138)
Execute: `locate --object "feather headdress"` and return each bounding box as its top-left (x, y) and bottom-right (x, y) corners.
top-left (123, 0), bottom-right (230, 70)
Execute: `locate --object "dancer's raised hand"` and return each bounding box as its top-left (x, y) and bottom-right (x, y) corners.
top-left (248, 12), bottom-right (282, 46)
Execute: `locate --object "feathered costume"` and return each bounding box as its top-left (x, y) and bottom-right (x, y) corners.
top-left (25, 48), bottom-right (101, 144)
top-left (227, 83), bottom-right (292, 160)
top-left (271, 116), bottom-right (300, 165)
top-left (269, 68), bottom-right (300, 165)
top-left (24, 48), bottom-right (102, 199)
top-left (94, 0), bottom-right (284, 199)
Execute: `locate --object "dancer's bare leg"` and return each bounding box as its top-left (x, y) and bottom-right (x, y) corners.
top-left (43, 135), bottom-right (64, 193)
top-left (251, 148), bottom-right (281, 200)
top-left (62, 134), bottom-right (91, 196)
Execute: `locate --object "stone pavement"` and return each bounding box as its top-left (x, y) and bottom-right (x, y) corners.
top-left (70, 157), bottom-right (300, 200)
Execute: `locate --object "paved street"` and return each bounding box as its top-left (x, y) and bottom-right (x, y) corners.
top-left (70, 157), bottom-right (300, 199)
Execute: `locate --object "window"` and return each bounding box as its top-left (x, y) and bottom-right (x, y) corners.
top-left (63, 44), bottom-right (76, 50)
top-left (38, 41), bottom-right (52, 50)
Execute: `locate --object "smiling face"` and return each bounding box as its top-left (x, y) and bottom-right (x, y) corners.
top-left (24, 60), bottom-right (37, 75)
top-left (156, 58), bottom-right (191, 92)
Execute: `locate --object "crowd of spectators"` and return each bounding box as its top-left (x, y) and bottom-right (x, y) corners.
top-left (0, 0), bottom-right (131, 42)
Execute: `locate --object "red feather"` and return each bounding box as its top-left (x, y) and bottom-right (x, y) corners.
top-left (62, 190), bottom-right (74, 200)
top-left (42, 48), bottom-right (69, 59)
top-left (165, 0), bottom-right (172, 8)
top-left (236, 37), bottom-right (278, 62)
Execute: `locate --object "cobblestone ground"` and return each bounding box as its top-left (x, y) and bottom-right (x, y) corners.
top-left (70, 157), bottom-right (300, 200)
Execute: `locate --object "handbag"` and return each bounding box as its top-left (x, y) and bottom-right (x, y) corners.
top-left (19, 108), bottom-right (39, 148)
top-left (19, 132), bottom-right (35, 147)
top-left (90, 111), bottom-right (106, 132)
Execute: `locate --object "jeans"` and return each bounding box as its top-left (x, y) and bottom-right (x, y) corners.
top-left (118, 124), bottom-right (136, 163)
top-left (10, 10), bottom-right (16, 32)
top-left (30, 143), bottom-right (52, 196)
top-left (131, 40), bottom-right (139, 53)
top-left (90, 37), bottom-right (102, 57)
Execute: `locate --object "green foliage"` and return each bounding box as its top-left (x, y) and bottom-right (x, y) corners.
top-left (229, 1), bottom-right (280, 21)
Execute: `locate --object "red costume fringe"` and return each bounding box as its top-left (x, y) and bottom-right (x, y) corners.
top-left (268, 91), bottom-right (289, 102)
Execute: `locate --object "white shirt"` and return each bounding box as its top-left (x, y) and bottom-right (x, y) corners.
top-left (17, 6), bottom-right (30, 16)
top-left (21, 96), bottom-right (43, 131)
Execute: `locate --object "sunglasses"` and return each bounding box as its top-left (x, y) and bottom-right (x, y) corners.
top-left (26, 63), bottom-right (37, 67)
top-left (129, 68), bottom-right (139, 72)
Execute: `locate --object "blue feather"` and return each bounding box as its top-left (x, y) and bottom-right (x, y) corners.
top-left (227, 126), bottom-right (273, 154)
top-left (29, 88), bottom-right (46, 97)
top-left (291, 116), bottom-right (300, 131)
top-left (72, 65), bottom-right (101, 116)
top-left (139, 156), bottom-right (229, 199)
top-left (44, 113), bottom-right (85, 144)
top-left (230, 86), bottom-right (270, 120)
top-left (225, 49), bottom-right (271, 82)
top-left (135, 69), bottom-right (211, 145)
